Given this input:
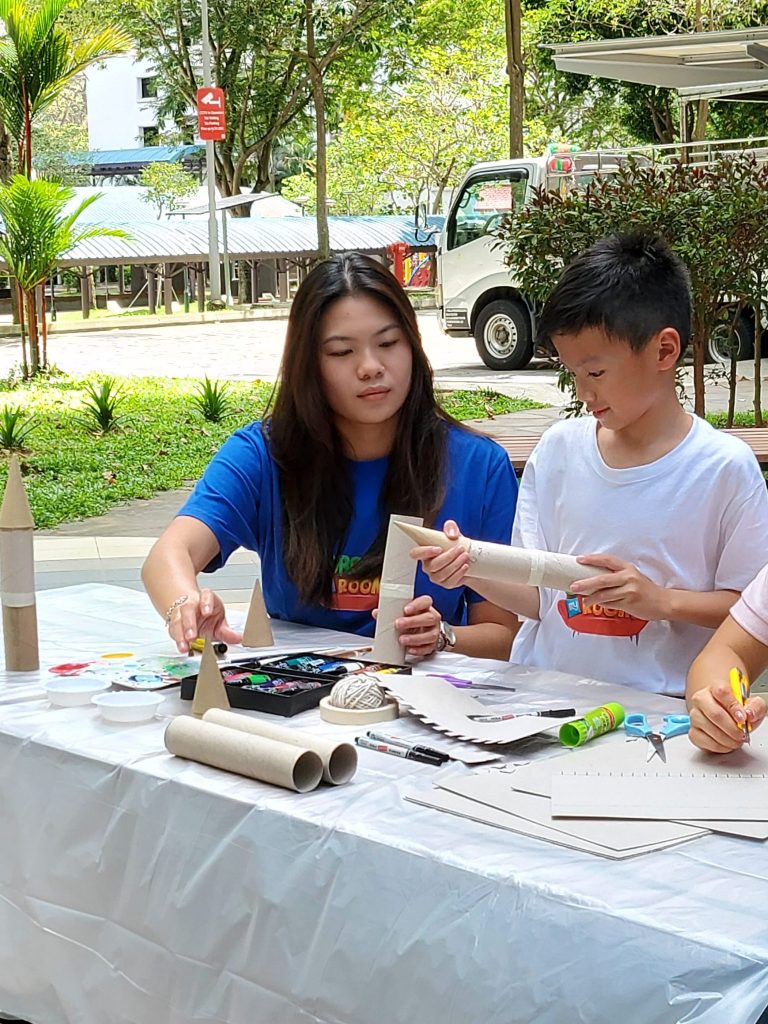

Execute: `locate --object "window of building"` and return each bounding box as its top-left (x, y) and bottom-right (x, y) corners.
top-left (142, 125), bottom-right (160, 147)
top-left (140, 77), bottom-right (158, 99)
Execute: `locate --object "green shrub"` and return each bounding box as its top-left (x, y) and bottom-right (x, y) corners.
top-left (191, 376), bottom-right (233, 423)
top-left (0, 405), bottom-right (35, 450)
top-left (77, 377), bottom-right (128, 434)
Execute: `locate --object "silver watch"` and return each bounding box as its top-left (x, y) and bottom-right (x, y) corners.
top-left (437, 619), bottom-right (456, 652)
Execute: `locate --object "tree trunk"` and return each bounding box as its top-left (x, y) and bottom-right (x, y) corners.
top-left (692, 316), bottom-right (706, 417)
top-left (754, 273), bottom-right (763, 427)
top-left (504, 0), bottom-right (524, 158)
top-left (24, 291), bottom-right (39, 376)
top-left (306, 0), bottom-right (330, 261)
top-left (0, 123), bottom-right (13, 183)
top-left (16, 283), bottom-right (28, 379)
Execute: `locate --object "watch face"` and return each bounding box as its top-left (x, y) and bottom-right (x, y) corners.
top-left (442, 621), bottom-right (456, 648)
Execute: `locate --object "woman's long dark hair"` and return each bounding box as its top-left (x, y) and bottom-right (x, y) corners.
top-left (266, 253), bottom-right (455, 606)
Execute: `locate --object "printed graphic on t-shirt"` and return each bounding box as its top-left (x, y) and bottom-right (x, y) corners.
top-left (557, 594), bottom-right (648, 641)
top-left (331, 554), bottom-right (380, 611)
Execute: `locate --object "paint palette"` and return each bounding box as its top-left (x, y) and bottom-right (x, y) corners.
top-left (179, 653), bottom-right (410, 717)
top-left (48, 655), bottom-right (200, 690)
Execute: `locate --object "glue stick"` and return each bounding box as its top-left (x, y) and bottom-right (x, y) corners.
top-left (559, 702), bottom-right (625, 747)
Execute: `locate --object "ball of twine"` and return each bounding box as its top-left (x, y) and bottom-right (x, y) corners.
top-left (328, 674), bottom-right (389, 710)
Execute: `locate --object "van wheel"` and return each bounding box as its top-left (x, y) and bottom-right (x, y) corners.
top-left (707, 312), bottom-right (753, 363)
top-left (473, 299), bottom-right (533, 371)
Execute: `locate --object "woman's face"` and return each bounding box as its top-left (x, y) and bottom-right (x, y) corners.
top-left (318, 292), bottom-right (413, 444)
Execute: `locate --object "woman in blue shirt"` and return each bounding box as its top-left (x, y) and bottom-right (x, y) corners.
top-left (142, 253), bottom-right (518, 659)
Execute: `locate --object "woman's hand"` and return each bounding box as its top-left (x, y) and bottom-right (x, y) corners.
top-left (395, 594), bottom-right (442, 657)
top-left (688, 681), bottom-right (766, 753)
top-left (410, 519), bottom-right (470, 591)
top-left (167, 588), bottom-right (243, 654)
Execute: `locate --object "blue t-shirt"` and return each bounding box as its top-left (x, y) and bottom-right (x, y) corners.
top-left (179, 421), bottom-right (518, 636)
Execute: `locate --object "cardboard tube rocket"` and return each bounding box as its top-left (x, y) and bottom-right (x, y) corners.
top-left (0, 456), bottom-right (39, 671)
top-left (396, 522), bottom-right (604, 592)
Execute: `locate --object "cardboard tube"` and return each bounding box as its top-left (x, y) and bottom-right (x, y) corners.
top-left (396, 522), bottom-right (603, 591)
top-left (165, 716), bottom-right (323, 792)
top-left (203, 708), bottom-right (357, 786)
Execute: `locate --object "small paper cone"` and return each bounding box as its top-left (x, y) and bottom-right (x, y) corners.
top-left (191, 640), bottom-right (230, 717)
top-left (242, 579), bottom-right (274, 647)
top-left (0, 456), bottom-right (34, 531)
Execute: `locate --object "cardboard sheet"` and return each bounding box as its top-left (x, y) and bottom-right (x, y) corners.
top-left (406, 787), bottom-right (702, 859)
top-left (513, 733), bottom-right (768, 828)
top-left (438, 771), bottom-right (707, 851)
top-left (379, 673), bottom-right (573, 745)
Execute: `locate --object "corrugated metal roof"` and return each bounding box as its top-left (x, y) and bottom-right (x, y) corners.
top-left (62, 145), bottom-right (203, 169)
top-left (48, 214), bottom-right (444, 267)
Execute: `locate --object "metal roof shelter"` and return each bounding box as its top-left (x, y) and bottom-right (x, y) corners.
top-left (35, 215), bottom-right (444, 268)
top-left (61, 145), bottom-right (204, 180)
top-left (547, 27), bottom-right (768, 90)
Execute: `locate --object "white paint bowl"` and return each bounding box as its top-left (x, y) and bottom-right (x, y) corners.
top-left (91, 691), bottom-right (165, 723)
top-left (47, 676), bottom-right (112, 707)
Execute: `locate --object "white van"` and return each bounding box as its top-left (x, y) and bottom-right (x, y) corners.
top-left (425, 141), bottom-right (768, 370)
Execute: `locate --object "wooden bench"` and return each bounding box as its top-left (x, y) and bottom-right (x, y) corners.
top-left (482, 426), bottom-right (768, 472)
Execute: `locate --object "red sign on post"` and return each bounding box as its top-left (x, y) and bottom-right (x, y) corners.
top-left (196, 87), bottom-right (226, 141)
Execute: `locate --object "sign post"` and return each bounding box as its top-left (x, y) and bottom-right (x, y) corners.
top-left (198, 0), bottom-right (222, 303)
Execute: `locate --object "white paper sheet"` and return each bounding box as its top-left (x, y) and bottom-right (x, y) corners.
top-left (379, 673), bottom-right (574, 745)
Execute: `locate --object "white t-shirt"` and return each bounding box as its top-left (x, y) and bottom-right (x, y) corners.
top-left (731, 562), bottom-right (768, 646)
top-left (511, 415), bottom-right (768, 696)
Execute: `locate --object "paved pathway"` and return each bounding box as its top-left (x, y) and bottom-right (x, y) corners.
top-left (22, 314), bottom-right (768, 611)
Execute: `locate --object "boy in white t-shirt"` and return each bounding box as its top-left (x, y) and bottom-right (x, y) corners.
top-left (415, 232), bottom-right (768, 696)
top-left (687, 565), bottom-right (768, 751)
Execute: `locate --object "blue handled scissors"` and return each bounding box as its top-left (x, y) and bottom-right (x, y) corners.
top-left (624, 713), bottom-right (691, 763)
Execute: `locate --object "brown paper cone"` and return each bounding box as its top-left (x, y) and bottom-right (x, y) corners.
top-left (203, 708), bottom-right (357, 785)
top-left (2, 604), bottom-right (39, 672)
top-left (242, 579), bottom-right (274, 648)
top-left (191, 641), bottom-right (230, 717)
top-left (165, 716), bottom-right (323, 792)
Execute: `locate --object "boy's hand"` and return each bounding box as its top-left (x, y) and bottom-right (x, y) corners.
top-left (688, 682), bottom-right (767, 753)
top-left (169, 587), bottom-right (243, 654)
top-left (410, 519), bottom-right (470, 590)
top-left (569, 554), bottom-right (669, 621)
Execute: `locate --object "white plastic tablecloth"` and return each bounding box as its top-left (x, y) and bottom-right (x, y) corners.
top-left (1, 585), bottom-right (767, 1024)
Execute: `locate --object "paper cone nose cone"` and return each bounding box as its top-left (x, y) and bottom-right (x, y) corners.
top-left (394, 522), bottom-right (444, 546)
top-left (0, 456), bottom-right (34, 530)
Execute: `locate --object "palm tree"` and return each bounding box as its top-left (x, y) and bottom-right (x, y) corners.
top-left (0, 0), bottom-right (130, 176)
top-left (0, 176), bottom-right (127, 376)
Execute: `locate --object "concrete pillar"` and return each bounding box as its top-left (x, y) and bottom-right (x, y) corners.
top-left (197, 263), bottom-right (206, 312)
top-left (163, 263), bottom-right (173, 314)
top-left (277, 259), bottom-right (289, 301)
top-left (80, 268), bottom-right (90, 319)
top-left (147, 267), bottom-right (157, 315)
top-left (250, 261), bottom-right (259, 303)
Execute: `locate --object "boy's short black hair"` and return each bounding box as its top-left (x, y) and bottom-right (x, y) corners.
top-left (537, 231), bottom-right (692, 354)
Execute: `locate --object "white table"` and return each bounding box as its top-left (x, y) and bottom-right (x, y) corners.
top-left (1, 585), bottom-right (767, 1024)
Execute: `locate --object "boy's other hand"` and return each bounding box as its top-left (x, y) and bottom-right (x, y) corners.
top-left (569, 553), bottom-right (668, 621)
top-left (410, 519), bottom-right (470, 590)
top-left (689, 681), bottom-right (767, 753)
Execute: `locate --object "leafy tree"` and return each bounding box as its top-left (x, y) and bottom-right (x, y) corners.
top-left (0, 0), bottom-right (129, 175)
top-left (0, 176), bottom-right (126, 377)
top-left (498, 156), bottom-right (768, 417)
top-left (140, 162), bottom-right (198, 218)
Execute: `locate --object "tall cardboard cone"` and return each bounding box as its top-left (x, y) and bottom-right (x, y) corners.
top-left (191, 640), bottom-right (230, 717)
top-left (0, 456), bottom-right (39, 671)
top-left (372, 514), bottom-right (423, 665)
top-left (242, 579), bottom-right (273, 648)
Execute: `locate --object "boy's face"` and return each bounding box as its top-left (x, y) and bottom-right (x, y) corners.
top-left (553, 326), bottom-right (680, 433)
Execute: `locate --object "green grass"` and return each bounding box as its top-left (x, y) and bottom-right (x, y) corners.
top-left (0, 376), bottom-right (543, 529)
top-left (706, 410), bottom-right (768, 428)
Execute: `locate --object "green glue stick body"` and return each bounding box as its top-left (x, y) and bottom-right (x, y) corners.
top-left (559, 702), bottom-right (625, 747)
